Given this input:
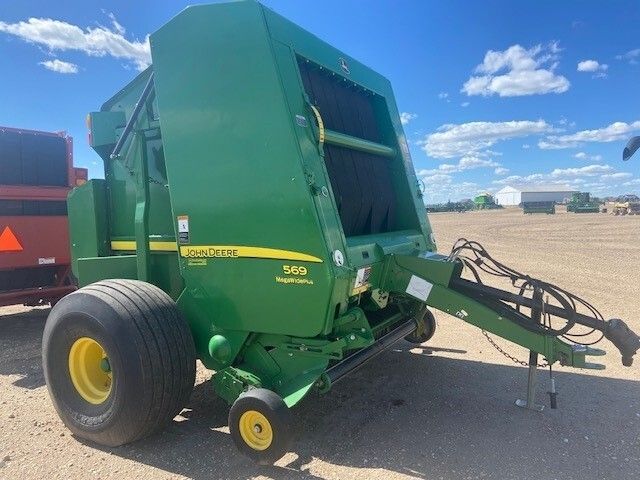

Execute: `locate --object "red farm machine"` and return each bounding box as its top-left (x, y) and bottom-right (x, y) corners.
top-left (0, 126), bottom-right (87, 307)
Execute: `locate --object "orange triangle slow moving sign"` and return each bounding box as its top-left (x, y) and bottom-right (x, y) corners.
top-left (0, 226), bottom-right (23, 252)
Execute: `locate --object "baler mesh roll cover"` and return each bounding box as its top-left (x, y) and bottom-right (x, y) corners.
top-left (323, 145), bottom-right (394, 236)
top-left (297, 59), bottom-right (396, 237)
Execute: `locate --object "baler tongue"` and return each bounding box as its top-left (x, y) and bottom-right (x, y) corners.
top-left (380, 239), bottom-right (638, 412)
top-left (382, 238), bottom-right (639, 370)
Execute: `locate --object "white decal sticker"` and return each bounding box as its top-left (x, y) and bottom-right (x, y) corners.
top-left (177, 215), bottom-right (190, 244)
top-left (406, 275), bottom-right (433, 302)
top-left (177, 216), bottom-right (189, 233)
top-left (354, 266), bottom-right (371, 289)
top-left (38, 257), bottom-right (56, 265)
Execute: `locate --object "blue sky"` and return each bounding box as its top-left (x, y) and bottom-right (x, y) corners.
top-left (1, 0), bottom-right (639, 202)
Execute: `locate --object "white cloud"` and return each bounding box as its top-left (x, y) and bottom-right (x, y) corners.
top-left (400, 112), bottom-right (417, 125)
top-left (39, 59), bottom-right (78, 74)
top-left (492, 164), bottom-right (617, 187)
top-left (461, 43), bottom-right (570, 97)
top-left (493, 175), bottom-right (534, 186)
top-left (461, 102), bottom-right (470, 107)
top-left (574, 152), bottom-right (602, 161)
top-left (422, 173), bottom-right (453, 185)
top-left (557, 118), bottom-right (576, 128)
top-left (438, 92), bottom-right (449, 100)
top-left (458, 156), bottom-right (500, 170)
top-left (418, 156), bottom-right (500, 176)
top-left (539, 121), bottom-right (640, 149)
top-left (522, 144), bottom-right (530, 149)
top-left (107, 12), bottom-right (125, 35)
top-left (0, 15), bottom-right (150, 71)
top-left (601, 172), bottom-right (632, 181)
top-left (420, 177), bottom-right (480, 204)
top-left (616, 48), bottom-right (640, 65)
top-left (577, 59), bottom-right (608, 78)
top-left (424, 165), bottom-right (632, 203)
top-left (421, 120), bottom-right (553, 158)
top-left (550, 164), bottom-right (613, 178)
top-left (494, 167), bottom-right (509, 175)
top-left (583, 182), bottom-right (606, 189)
top-left (577, 59), bottom-right (608, 72)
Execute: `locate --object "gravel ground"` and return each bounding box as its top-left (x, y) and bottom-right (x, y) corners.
top-left (1, 207), bottom-right (638, 480)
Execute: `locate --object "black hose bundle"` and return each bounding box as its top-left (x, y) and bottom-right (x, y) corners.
top-left (447, 238), bottom-right (606, 345)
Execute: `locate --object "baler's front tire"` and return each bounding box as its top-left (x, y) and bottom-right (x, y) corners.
top-left (229, 388), bottom-right (292, 465)
top-left (42, 279), bottom-right (196, 447)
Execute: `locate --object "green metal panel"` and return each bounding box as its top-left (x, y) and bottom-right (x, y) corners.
top-left (151, 1), bottom-right (335, 345)
top-left (67, 179), bottom-right (109, 277)
top-left (76, 255), bottom-right (137, 285)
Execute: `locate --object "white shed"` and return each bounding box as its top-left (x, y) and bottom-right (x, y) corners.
top-left (494, 185), bottom-right (576, 206)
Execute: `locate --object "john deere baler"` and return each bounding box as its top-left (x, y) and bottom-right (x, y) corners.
top-left (43, 0), bottom-right (639, 464)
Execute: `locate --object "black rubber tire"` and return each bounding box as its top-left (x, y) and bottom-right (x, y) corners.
top-left (404, 308), bottom-right (437, 344)
top-left (228, 388), bottom-right (293, 465)
top-left (42, 279), bottom-right (196, 447)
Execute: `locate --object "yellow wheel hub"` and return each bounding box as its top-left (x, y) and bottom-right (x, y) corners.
top-left (68, 337), bottom-right (112, 405)
top-left (238, 410), bottom-right (273, 451)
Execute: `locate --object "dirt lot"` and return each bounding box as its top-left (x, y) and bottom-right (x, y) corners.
top-left (1, 208), bottom-right (639, 480)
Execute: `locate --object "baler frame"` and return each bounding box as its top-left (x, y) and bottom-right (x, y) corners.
top-left (43, 0), bottom-right (639, 465)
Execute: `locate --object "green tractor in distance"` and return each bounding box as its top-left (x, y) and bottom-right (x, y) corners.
top-left (42, 0), bottom-right (639, 464)
top-left (473, 193), bottom-right (501, 210)
top-left (567, 192), bottom-right (600, 213)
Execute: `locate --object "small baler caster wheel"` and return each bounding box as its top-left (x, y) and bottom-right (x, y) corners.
top-left (229, 388), bottom-right (293, 465)
top-left (404, 308), bottom-right (437, 344)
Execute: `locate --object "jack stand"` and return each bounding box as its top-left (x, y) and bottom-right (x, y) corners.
top-left (515, 350), bottom-right (545, 412)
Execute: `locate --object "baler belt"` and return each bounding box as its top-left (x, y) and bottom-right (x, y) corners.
top-left (297, 58), bottom-right (397, 237)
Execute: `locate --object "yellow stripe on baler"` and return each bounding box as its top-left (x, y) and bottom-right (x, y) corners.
top-left (110, 241), bottom-right (178, 252)
top-left (110, 241), bottom-right (323, 263)
top-left (179, 245), bottom-right (323, 263)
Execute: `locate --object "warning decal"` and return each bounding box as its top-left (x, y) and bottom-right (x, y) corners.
top-left (177, 215), bottom-right (189, 244)
top-left (0, 227), bottom-right (23, 252)
top-left (406, 275), bottom-right (433, 302)
top-left (351, 266), bottom-right (371, 295)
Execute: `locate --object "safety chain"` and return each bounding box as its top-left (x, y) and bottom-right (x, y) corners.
top-left (122, 164), bottom-right (168, 188)
top-left (481, 330), bottom-right (549, 367)
top-left (146, 174), bottom-right (168, 187)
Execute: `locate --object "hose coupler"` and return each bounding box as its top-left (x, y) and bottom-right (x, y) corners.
top-left (605, 319), bottom-right (640, 367)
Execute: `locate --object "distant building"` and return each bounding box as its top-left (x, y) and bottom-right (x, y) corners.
top-left (494, 185), bottom-right (577, 206)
